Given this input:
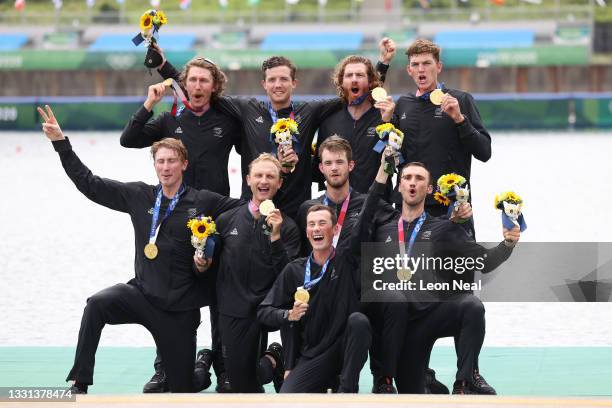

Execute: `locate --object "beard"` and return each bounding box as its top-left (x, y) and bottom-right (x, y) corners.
top-left (326, 174), bottom-right (349, 189)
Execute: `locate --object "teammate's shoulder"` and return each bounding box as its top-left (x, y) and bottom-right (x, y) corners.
top-left (349, 190), bottom-right (366, 202)
top-left (126, 181), bottom-right (154, 192)
top-left (289, 256), bottom-right (308, 267)
top-left (280, 211), bottom-right (299, 228)
top-left (219, 202), bottom-right (247, 219)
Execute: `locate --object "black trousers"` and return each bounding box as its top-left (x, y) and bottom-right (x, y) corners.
top-left (66, 283), bottom-right (200, 392)
top-left (280, 312), bottom-right (371, 393)
top-left (395, 294), bottom-right (485, 394)
top-left (153, 300), bottom-right (225, 376)
top-left (361, 302), bottom-right (406, 379)
top-left (218, 313), bottom-right (276, 393)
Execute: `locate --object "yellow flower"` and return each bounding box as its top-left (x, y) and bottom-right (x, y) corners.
top-left (437, 173), bottom-right (466, 194)
top-left (155, 10), bottom-right (167, 25)
top-left (376, 123), bottom-right (394, 134)
top-left (393, 127), bottom-right (404, 140)
top-left (434, 191), bottom-right (450, 206)
top-left (271, 118), bottom-right (299, 135)
top-left (140, 11), bottom-right (154, 32)
top-left (505, 191), bottom-right (522, 203)
top-left (495, 191), bottom-right (523, 209)
top-left (187, 216), bottom-right (216, 239)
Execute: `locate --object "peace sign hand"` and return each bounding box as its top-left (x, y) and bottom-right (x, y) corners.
top-left (37, 105), bottom-right (65, 141)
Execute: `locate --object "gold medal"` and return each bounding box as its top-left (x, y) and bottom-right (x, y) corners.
top-left (429, 89), bottom-right (445, 106)
top-left (162, 78), bottom-right (173, 87)
top-left (397, 267), bottom-right (413, 282)
top-left (144, 243), bottom-right (158, 260)
top-left (294, 287), bottom-right (310, 304)
top-left (259, 199), bottom-right (276, 217)
top-left (371, 87), bottom-right (388, 102)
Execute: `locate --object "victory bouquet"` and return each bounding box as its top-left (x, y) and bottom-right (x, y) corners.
top-left (186, 215), bottom-right (216, 258)
top-left (373, 123), bottom-right (405, 175)
top-left (132, 9), bottom-right (167, 68)
top-left (494, 191), bottom-right (527, 231)
top-left (270, 118), bottom-right (299, 172)
top-left (434, 173), bottom-right (470, 217)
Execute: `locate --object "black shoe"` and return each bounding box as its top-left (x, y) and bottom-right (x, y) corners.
top-left (371, 376), bottom-right (397, 394)
top-left (470, 370), bottom-right (497, 395)
top-left (142, 367), bottom-right (169, 393)
top-left (215, 372), bottom-right (232, 393)
top-left (452, 380), bottom-right (473, 395)
top-left (425, 368), bottom-right (449, 394)
top-left (68, 382), bottom-right (88, 394)
top-left (264, 342), bottom-right (285, 393)
top-left (193, 348), bottom-right (213, 392)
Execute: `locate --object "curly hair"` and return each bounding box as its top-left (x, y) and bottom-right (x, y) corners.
top-left (405, 39), bottom-right (441, 62)
top-left (332, 55), bottom-right (381, 100)
top-left (179, 57), bottom-right (227, 101)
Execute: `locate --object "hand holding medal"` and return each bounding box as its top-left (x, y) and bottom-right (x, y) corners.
top-left (429, 88), bottom-right (445, 106)
top-left (371, 87), bottom-right (395, 122)
top-left (294, 287), bottom-right (310, 303)
top-left (430, 88), bottom-right (464, 123)
top-left (294, 249), bottom-right (335, 310)
top-left (288, 295), bottom-right (309, 321)
top-left (186, 215), bottom-right (217, 259)
top-left (259, 199), bottom-right (275, 217)
top-left (260, 200), bottom-right (282, 240)
top-left (371, 87), bottom-right (387, 103)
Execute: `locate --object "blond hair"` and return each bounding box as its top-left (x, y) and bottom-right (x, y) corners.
top-left (151, 138), bottom-right (188, 162)
top-left (248, 153), bottom-right (282, 177)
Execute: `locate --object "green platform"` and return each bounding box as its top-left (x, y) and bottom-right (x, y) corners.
top-left (1, 347), bottom-right (610, 396)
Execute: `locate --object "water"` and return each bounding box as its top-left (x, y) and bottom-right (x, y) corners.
top-left (1, 130), bottom-right (612, 348)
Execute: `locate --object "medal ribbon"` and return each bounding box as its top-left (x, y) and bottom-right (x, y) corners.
top-left (148, 184), bottom-right (186, 245)
top-left (349, 92), bottom-right (369, 106)
top-left (322, 189), bottom-right (351, 248)
top-left (248, 200), bottom-right (259, 217)
top-left (168, 79), bottom-right (195, 117)
top-left (303, 248), bottom-right (335, 291)
top-left (268, 101), bottom-right (295, 125)
top-left (397, 212), bottom-right (427, 266)
top-left (418, 82), bottom-right (444, 102)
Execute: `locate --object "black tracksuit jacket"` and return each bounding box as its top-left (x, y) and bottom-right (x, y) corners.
top-left (158, 61), bottom-right (343, 219)
top-left (257, 181), bottom-right (379, 368)
top-left (394, 87), bottom-right (491, 213)
top-left (215, 204), bottom-right (301, 318)
top-left (120, 104), bottom-right (242, 197)
top-left (53, 138), bottom-right (242, 311)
